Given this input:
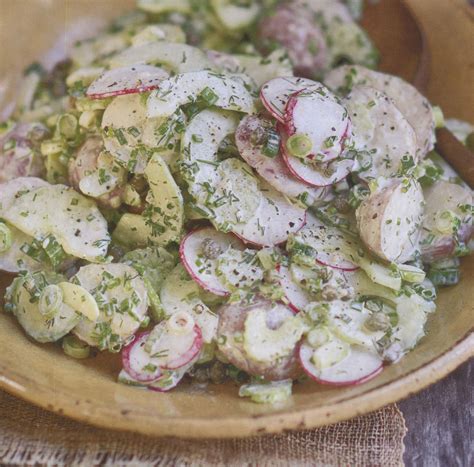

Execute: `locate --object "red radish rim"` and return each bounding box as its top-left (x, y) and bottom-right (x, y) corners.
top-left (276, 264), bottom-right (307, 313)
top-left (87, 84), bottom-right (161, 100)
top-left (298, 342), bottom-right (384, 387)
top-left (179, 227), bottom-right (230, 297)
top-left (161, 325), bottom-right (203, 370)
top-left (232, 210), bottom-right (307, 248)
top-left (260, 88), bottom-right (286, 124)
top-left (122, 332), bottom-right (162, 383)
top-left (315, 258), bottom-right (359, 272)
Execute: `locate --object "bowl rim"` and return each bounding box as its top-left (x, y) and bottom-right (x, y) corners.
top-left (0, 329), bottom-right (472, 438)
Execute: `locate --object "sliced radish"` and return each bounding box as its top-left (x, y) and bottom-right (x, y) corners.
top-left (122, 332), bottom-right (162, 383)
top-left (86, 65), bottom-right (169, 99)
top-left (283, 89), bottom-right (351, 163)
top-left (299, 341), bottom-right (383, 386)
top-left (235, 115), bottom-right (331, 203)
top-left (278, 264), bottom-right (311, 312)
top-left (260, 77), bottom-right (323, 123)
top-left (148, 355), bottom-right (198, 393)
top-left (145, 319), bottom-right (203, 370)
top-left (179, 227), bottom-right (245, 296)
top-left (293, 215), bottom-right (359, 271)
top-left (281, 127), bottom-right (354, 187)
top-left (232, 180), bottom-right (306, 247)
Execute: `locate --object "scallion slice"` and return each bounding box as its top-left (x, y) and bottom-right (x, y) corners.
top-left (62, 336), bottom-right (91, 359)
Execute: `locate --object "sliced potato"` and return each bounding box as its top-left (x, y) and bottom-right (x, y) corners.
top-left (356, 178), bottom-right (424, 263)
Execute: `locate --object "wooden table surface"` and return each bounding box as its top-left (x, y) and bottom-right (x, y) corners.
top-left (400, 359), bottom-right (473, 466)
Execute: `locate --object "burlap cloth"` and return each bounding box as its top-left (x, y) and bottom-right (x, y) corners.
top-left (0, 389), bottom-right (406, 466)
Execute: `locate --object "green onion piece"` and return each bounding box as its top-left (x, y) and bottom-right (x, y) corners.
top-left (432, 106), bottom-right (444, 129)
top-left (286, 133), bottom-right (313, 158)
top-left (355, 150), bottom-right (373, 172)
top-left (427, 266), bottom-right (460, 286)
top-left (397, 264), bottom-right (426, 283)
top-left (0, 222), bottom-right (12, 253)
top-left (39, 284), bottom-right (64, 318)
top-left (143, 276), bottom-right (166, 322)
top-left (42, 235), bottom-right (67, 269)
top-left (348, 184), bottom-right (370, 209)
top-left (262, 128), bottom-right (280, 158)
top-left (57, 114), bottom-right (78, 139)
top-left (199, 87), bottom-right (219, 106)
top-left (62, 336), bottom-right (91, 359)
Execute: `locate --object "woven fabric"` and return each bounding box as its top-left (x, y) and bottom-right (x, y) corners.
top-left (0, 391), bottom-right (406, 467)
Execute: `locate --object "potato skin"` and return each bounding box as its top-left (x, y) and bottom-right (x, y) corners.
top-left (217, 297), bottom-right (302, 381)
top-left (356, 178), bottom-right (424, 263)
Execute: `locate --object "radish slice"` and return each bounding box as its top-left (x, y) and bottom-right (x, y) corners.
top-left (281, 128), bottom-right (354, 187)
top-left (299, 341), bottom-right (383, 386)
top-left (122, 332), bottom-right (162, 383)
top-left (260, 77), bottom-right (324, 123)
top-left (145, 320), bottom-right (203, 370)
top-left (148, 354), bottom-right (199, 392)
top-left (284, 89), bottom-right (351, 163)
top-left (235, 115), bottom-right (331, 203)
top-left (86, 65), bottom-right (169, 99)
top-left (278, 264), bottom-right (311, 312)
top-left (179, 227), bottom-right (245, 296)
top-left (293, 215), bottom-right (359, 271)
top-left (232, 180), bottom-right (306, 247)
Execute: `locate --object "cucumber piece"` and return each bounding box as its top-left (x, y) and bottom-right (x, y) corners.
top-left (211, 0), bottom-right (261, 31)
top-left (5, 272), bottom-right (80, 343)
top-left (160, 264), bottom-right (219, 343)
top-left (3, 184), bottom-right (110, 263)
top-left (72, 264), bottom-right (149, 351)
top-left (147, 71), bottom-right (256, 118)
top-left (0, 224), bottom-right (45, 273)
top-left (181, 108), bottom-right (262, 231)
top-left (326, 300), bottom-right (385, 352)
top-left (137, 0), bottom-right (191, 14)
top-left (243, 306), bottom-right (308, 363)
top-left (114, 155), bottom-right (184, 247)
top-left (109, 42), bottom-right (212, 74)
top-left (239, 379), bottom-right (292, 404)
top-left (231, 50), bottom-right (293, 88)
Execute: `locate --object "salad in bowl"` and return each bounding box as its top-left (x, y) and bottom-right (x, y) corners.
top-left (0, 0), bottom-right (472, 405)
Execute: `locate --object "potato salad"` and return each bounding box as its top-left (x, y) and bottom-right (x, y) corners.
top-left (0, 0), bottom-right (472, 404)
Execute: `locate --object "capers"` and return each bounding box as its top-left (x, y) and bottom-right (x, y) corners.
top-left (209, 361), bottom-right (227, 384)
top-left (201, 238), bottom-right (223, 259)
top-left (365, 312), bottom-right (390, 332)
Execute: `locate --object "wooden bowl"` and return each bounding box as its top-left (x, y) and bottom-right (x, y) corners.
top-left (0, 0), bottom-right (472, 438)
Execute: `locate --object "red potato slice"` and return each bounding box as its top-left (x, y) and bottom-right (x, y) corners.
top-left (179, 227), bottom-right (245, 296)
top-left (0, 123), bottom-right (47, 183)
top-left (216, 297), bottom-right (302, 381)
top-left (299, 340), bottom-right (383, 386)
top-left (420, 181), bottom-right (473, 263)
top-left (356, 178), bottom-right (424, 264)
top-left (260, 77), bottom-right (326, 123)
top-left (342, 85), bottom-right (418, 179)
top-left (258, 5), bottom-right (329, 80)
top-left (235, 115), bottom-right (331, 203)
top-left (325, 65), bottom-right (436, 157)
top-left (278, 264), bottom-right (312, 312)
top-left (284, 89), bottom-right (351, 163)
top-left (232, 180), bottom-right (306, 247)
top-left (122, 332), bottom-right (162, 383)
top-left (86, 65), bottom-right (169, 99)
